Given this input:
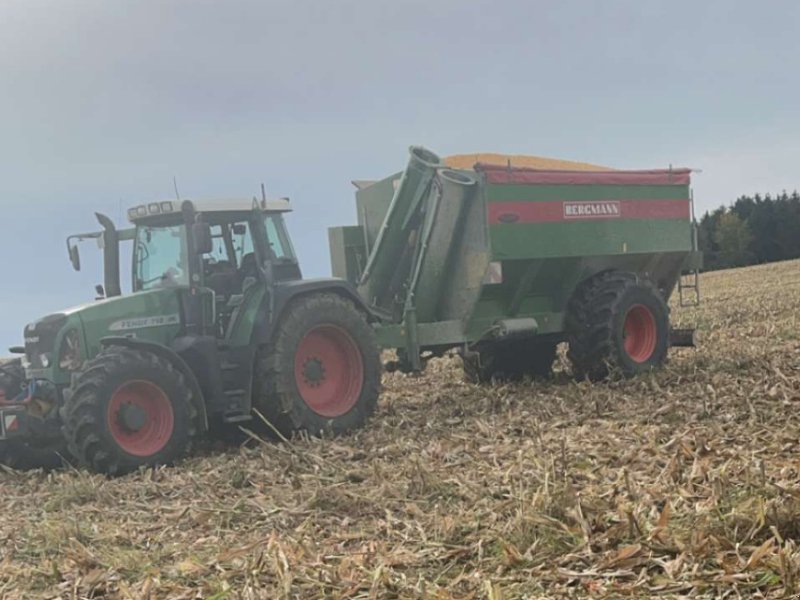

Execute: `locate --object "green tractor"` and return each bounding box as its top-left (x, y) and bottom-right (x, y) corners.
top-left (1, 197), bottom-right (380, 475)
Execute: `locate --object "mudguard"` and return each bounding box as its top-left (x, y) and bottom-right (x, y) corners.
top-left (252, 278), bottom-right (375, 345)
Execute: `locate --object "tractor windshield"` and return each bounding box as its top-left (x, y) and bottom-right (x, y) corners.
top-left (228, 215), bottom-right (294, 262)
top-left (134, 224), bottom-right (189, 291)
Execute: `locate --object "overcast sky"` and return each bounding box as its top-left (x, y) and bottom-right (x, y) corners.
top-left (1, 0), bottom-right (799, 348)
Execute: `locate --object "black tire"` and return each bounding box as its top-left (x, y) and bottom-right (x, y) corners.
top-left (62, 346), bottom-right (197, 476)
top-left (566, 271), bottom-right (669, 381)
top-left (463, 338), bottom-right (557, 384)
top-left (253, 293), bottom-right (381, 437)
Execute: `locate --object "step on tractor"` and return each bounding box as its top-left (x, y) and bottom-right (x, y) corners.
top-left (1, 198), bottom-right (380, 474)
top-left (329, 146), bottom-right (701, 381)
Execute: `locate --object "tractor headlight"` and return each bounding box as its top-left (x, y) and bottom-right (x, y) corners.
top-left (39, 353), bottom-right (51, 368)
top-left (58, 329), bottom-right (82, 371)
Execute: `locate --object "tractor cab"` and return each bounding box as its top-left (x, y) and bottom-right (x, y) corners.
top-left (65, 197), bottom-right (301, 340)
top-left (126, 198), bottom-right (301, 337)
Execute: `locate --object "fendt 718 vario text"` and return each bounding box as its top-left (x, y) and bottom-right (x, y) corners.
top-left (0, 145), bottom-right (701, 475)
top-left (0, 198), bottom-right (380, 474)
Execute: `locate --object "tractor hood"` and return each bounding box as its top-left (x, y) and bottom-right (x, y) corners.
top-left (24, 288), bottom-right (185, 382)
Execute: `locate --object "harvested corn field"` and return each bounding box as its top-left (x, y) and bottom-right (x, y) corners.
top-left (1, 259), bottom-right (799, 599)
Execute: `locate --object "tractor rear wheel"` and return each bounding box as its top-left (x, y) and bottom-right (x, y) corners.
top-left (462, 338), bottom-right (557, 384)
top-left (0, 359), bottom-right (67, 471)
top-left (567, 271), bottom-right (669, 380)
top-left (63, 346), bottom-right (197, 475)
top-left (253, 293), bottom-right (381, 437)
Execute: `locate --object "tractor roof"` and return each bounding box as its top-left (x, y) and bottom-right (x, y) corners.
top-left (127, 197), bottom-right (292, 224)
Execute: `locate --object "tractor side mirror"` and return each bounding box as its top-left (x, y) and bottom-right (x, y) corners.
top-left (192, 222), bottom-right (213, 255)
top-left (68, 243), bottom-right (81, 271)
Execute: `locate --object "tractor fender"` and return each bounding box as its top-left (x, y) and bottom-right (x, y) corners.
top-left (274, 278), bottom-right (373, 319)
top-left (99, 336), bottom-right (209, 431)
top-left (253, 278), bottom-right (374, 345)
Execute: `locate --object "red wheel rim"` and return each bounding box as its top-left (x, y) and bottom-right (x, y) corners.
top-left (294, 325), bottom-right (364, 418)
top-left (107, 380), bottom-right (174, 457)
top-left (623, 304), bottom-right (658, 363)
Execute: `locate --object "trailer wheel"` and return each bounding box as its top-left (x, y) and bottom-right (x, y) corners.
top-left (463, 339), bottom-right (557, 383)
top-left (62, 346), bottom-right (196, 476)
top-left (254, 293), bottom-right (381, 436)
top-left (0, 360), bottom-right (67, 471)
top-left (567, 271), bottom-right (669, 380)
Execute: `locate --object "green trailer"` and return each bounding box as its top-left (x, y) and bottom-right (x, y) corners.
top-left (330, 146), bottom-right (701, 381)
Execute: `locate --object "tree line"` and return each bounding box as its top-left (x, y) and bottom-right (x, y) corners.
top-left (697, 191), bottom-right (800, 270)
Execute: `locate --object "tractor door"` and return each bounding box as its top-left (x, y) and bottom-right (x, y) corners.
top-left (200, 221), bottom-right (256, 338)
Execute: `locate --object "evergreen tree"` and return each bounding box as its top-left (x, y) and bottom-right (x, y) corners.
top-left (713, 211), bottom-right (753, 268)
top-left (698, 190), bottom-right (800, 271)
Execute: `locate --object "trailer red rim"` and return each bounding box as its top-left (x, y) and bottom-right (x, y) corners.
top-left (107, 380), bottom-right (174, 457)
top-left (294, 325), bottom-right (364, 417)
top-left (623, 304), bottom-right (658, 363)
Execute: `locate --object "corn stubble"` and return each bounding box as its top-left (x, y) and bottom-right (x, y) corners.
top-left (0, 260), bottom-right (798, 598)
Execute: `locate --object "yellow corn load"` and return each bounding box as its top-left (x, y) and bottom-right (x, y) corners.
top-left (444, 153), bottom-right (612, 171)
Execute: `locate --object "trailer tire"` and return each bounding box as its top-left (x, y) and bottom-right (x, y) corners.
top-left (463, 339), bottom-right (557, 383)
top-left (253, 293), bottom-right (381, 437)
top-left (63, 346), bottom-right (197, 476)
top-left (567, 271), bottom-right (669, 380)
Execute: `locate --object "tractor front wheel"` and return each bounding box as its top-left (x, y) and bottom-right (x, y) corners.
top-left (62, 346), bottom-right (197, 475)
top-left (253, 293), bottom-right (381, 436)
top-left (567, 271), bottom-right (670, 380)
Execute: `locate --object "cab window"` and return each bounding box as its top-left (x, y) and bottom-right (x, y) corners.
top-left (206, 225), bottom-right (230, 264)
top-left (265, 214), bottom-right (295, 259)
top-left (232, 222), bottom-right (254, 265)
top-left (134, 225), bottom-right (189, 290)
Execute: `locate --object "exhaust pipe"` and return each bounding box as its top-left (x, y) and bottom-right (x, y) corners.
top-left (95, 213), bottom-right (121, 297)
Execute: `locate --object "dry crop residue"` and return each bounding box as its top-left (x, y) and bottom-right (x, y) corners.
top-left (0, 260), bottom-right (799, 598)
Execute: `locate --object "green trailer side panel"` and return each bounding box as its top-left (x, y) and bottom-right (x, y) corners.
top-left (487, 184), bottom-right (690, 202)
top-left (490, 219), bottom-right (693, 259)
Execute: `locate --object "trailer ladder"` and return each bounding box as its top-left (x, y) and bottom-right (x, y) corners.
top-left (678, 269), bottom-right (700, 307)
